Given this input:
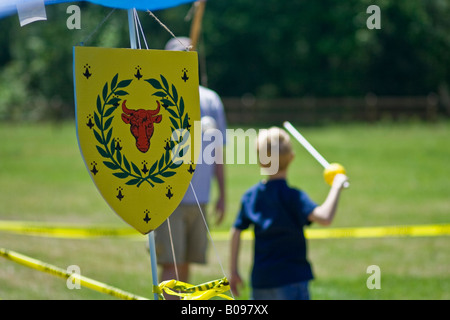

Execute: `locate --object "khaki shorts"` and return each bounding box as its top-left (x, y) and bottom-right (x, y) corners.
top-left (154, 204), bottom-right (208, 265)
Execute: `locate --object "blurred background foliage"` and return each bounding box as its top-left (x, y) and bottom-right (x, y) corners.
top-left (0, 0), bottom-right (449, 121)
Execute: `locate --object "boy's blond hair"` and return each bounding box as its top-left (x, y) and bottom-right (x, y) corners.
top-left (256, 127), bottom-right (294, 173)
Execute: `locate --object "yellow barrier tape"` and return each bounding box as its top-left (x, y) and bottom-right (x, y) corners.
top-left (306, 224), bottom-right (450, 239)
top-left (155, 277), bottom-right (233, 300)
top-left (0, 248), bottom-right (148, 300)
top-left (212, 223), bottom-right (450, 241)
top-left (0, 220), bottom-right (449, 240)
top-left (0, 220), bottom-right (142, 239)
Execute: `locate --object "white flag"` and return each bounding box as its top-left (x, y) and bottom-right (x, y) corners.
top-left (16, 0), bottom-right (47, 26)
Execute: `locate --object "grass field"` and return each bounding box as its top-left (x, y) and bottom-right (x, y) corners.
top-left (0, 120), bottom-right (449, 300)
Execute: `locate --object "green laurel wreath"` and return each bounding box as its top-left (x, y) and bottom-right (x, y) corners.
top-left (93, 73), bottom-right (190, 188)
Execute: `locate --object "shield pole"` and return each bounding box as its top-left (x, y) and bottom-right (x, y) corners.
top-left (127, 8), bottom-right (159, 300)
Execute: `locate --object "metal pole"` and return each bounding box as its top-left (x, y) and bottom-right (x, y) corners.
top-left (147, 231), bottom-right (160, 300)
top-left (127, 9), bottom-right (137, 49)
top-left (127, 8), bottom-right (159, 300)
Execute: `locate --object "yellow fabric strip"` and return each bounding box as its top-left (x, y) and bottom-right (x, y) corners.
top-left (156, 277), bottom-right (233, 300)
top-left (0, 220), bottom-right (449, 240)
top-left (0, 220), bottom-right (142, 239)
top-left (0, 248), bottom-right (148, 300)
top-left (213, 224), bottom-right (450, 240)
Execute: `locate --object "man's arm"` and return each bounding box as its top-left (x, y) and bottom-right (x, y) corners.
top-left (230, 228), bottom-right (243, 296)
top-left (214, 147), bottom-right (226, 225)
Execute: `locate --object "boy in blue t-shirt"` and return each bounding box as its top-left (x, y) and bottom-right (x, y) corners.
top-left (230, 127), bottom-right (348, 300)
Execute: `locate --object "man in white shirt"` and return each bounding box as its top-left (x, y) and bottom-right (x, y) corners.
top-left (154, 38), bottom-right (227, 293)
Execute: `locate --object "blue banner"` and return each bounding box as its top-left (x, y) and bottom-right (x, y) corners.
top-left (0, 0), bottom-right (197, 18)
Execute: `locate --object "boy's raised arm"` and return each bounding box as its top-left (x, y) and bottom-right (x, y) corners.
top-left (308, 174), bottom-right (348, 226)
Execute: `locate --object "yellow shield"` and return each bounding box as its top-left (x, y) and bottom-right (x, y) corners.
top-left (73, 46), bottom-right (200, 234)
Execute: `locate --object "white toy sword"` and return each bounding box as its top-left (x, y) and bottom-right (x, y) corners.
top-left (283, 121), bottom-right (349, 188)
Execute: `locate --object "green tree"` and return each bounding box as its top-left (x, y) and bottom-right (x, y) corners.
top-left (202, 0), bottom-right (449, 97)
top-left (0, 1), bottom-right (448, 120)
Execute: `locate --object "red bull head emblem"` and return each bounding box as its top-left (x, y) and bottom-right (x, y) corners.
top-left (121, 100), bottom-right (162, 153)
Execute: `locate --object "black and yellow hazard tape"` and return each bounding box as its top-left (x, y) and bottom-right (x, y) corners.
top-left (0, 248), bottom-right (148, 300)
top-left (0, 247), bottom-right (231, 300)
top-left (0, 220), bottom-right (142, 239)
top-left (155, 277), bottom-right (233, 300)
top-left (1, 221), bottom-right (448, 299)
top-left (0, 220), bottom-right (449, 240)
top-left (305, 223), bottom-right (450, 239)
top-left (212, 223), bottom-right (450, 240)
